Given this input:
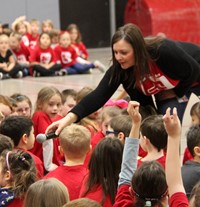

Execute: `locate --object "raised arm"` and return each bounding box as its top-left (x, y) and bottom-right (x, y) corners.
top-left (163, 107), bottom-right (185, 196)
top-left (118, 101), bottom-right (141, 187)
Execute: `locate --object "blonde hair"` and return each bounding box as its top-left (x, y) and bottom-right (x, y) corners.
top-left (24, 178), bottom-right (69, 207)
top-left (35, 86), bottom-right (63, 112)
top-left (42, 19), bottom-right (54, 29)
top-left (59, 124), bottom-right (91, 158)
top-left (9, 32), bottom-right (22, 41)
top-left (76, 86), bottom-right (93, 103)
top-left (63, 198), bottom-right (101, 207)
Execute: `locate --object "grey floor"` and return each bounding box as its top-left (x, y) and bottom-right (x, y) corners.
top-left (1, 47), bottom-right (118, 104)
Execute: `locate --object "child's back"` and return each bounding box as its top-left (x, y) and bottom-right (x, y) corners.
top-left (79, 137), bottom-right (123, 207)
top-left (44, 124), bottom-right (91, 200)
top-left (137, 114), bottom-right (168, 168)
top-left (181, 124), bottom-right (200, 198)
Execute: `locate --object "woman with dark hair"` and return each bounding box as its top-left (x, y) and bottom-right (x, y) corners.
top-left (46, 23), bottom-right (200, 135)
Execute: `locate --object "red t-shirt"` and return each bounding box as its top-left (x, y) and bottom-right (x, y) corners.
top-left (8, 198), bottom-right (24, 207)
top-left (44, 165), bottom-right (87, 200)
top-left (137, 63), bottom-right (179, 96)
top-left (170, 192), bottom-right (188, 207)
top-left (79, 174), bottom-right (113, 207)
top-left (30, 111), bottom-right (63, 166)
top-left (12, 41), bottom-right (30, 62)
top-left (29, 45), bottom-right (57, 64)
top-left (182, 147), bottom-right (193, 165)
top-left (91, 131), bottom-right (105, 149)
top-left (53, 45), bottom-right (78, 68)
top-left (72, 42), bottom-right (88, 59)
top-left (137, 155), bottom-right (166, 169)
top-left (114, 184), bottom-right (189, 207)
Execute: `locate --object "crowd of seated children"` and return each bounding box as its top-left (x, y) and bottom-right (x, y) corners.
top-left (0, 16), bottom-right (107, 79)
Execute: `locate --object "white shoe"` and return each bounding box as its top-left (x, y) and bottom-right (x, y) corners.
top-left (0, 72), bottom-right (3, 80)
top-left (16, 71), bottom-right (23, 78)
top-left (94, 60), bottom-right (106, 73)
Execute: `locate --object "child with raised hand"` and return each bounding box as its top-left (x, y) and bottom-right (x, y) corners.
top-left (30, 86), bottom-right (64, 172)
top-left (0, 115), bottom-right (44, 178)
top-left (44, 124), bottom-right (91, 200)
top-left (29, 32), bottom-right (62, 77)
top-left (24, 178), bottom-right (69, 207)
top-left (79, 137), bottom-right (123, 207)
top-left (0, 150), bottom-right (37, 207)
top-left (0, 34), bottom-right (24, 79)
top-left (11, 16), bottom-right (30, 47)
top-left (54, 31), bottom-right (104, 75)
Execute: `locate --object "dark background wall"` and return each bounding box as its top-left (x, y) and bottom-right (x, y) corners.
top-left (59, 0), bottom-right (128, 48)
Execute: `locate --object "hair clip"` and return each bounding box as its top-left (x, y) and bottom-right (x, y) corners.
top-left (145, 201), bottom-right (152, 206)
top-left (21, 157), bottom-right (25, 161)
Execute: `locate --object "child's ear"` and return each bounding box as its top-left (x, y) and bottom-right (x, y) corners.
top-left (59, 146), bottom-right (64, 156)
top-left (193, 146), bottom-right (200, 156)
top-left (5, 170), bottom-right (12, 181)
top-left (21, 133), bottom-right (28, 144)
top-left (117, 132), bottom-right (125, 142)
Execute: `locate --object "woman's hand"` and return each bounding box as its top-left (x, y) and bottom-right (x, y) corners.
top-left (45, 112), bottom-right (78, 135)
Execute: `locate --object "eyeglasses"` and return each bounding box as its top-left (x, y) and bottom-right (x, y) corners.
top-left (105, 130), bottom-right (119, 136)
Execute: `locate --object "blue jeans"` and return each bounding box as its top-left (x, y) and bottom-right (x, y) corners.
top-left (65, 63), bottom-right (95, 74)
top-left (156, 85), bottom-right (200, 123)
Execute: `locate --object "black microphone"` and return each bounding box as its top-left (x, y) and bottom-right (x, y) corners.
top-left (36, 132), bottom-right (58, 143)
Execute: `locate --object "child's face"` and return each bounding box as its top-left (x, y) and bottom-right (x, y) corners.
top-left (9, 36), bottom-right (20, 50)
top-left (39, 33), bottom-right (51, 49)
top-left (41, 94), bottom-right (62, 119)
top-left (26, 126), bottom-right (35, 150)
top-left (16, 100), bottom-right (31, 118)
top-left (31, 22), bottom-right (40, 34)
top-left (101, 115), bottom-right (111, 135)
top-left (69, 28), bottom-right (78, 42)
top-left (59, 33), bottom-right (71, 48)
top-left (17, 24), bottom-right (27, 35)
top-left (0, 35), bottom-right (9, 53)
top-left (42, 23), bottom-right (53, 33)
top-left (61, 95), bottom-right (76, 117)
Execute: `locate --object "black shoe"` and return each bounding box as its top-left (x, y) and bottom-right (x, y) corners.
top-left (2, 74), bottom-right (11, 79)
